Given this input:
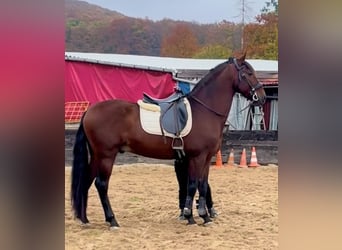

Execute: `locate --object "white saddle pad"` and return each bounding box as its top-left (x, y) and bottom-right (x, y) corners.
top-left (138, 98), bottom-right (192, 138)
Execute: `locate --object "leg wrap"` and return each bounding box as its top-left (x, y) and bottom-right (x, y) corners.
top-left (206, 184), bottom-right (213, 209)
top-left (183, 196), bottom-right (193, 216)
top-left (197, 197), bottom-right (207, 216)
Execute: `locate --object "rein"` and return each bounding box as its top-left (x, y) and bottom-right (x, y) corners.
top-left (189, 95), bottom-right (227, 117)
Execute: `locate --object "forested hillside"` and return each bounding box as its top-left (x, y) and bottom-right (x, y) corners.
top-left (65, 0), bottom-right (278, 59)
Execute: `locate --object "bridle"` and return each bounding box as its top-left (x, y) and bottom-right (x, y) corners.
top-left (231, 57), bottom-right (264, 102)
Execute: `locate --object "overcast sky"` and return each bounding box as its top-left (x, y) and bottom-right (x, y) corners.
top-left (83, 0), bottom-right (268, 24)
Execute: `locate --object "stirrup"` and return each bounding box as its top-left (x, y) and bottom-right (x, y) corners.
top-left (172, 137), bottom-right (184, 150)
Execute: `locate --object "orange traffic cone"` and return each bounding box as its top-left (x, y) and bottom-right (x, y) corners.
top-left (225, 148), bottom-right (235, 168)
top-left (238, 148), bottom-right (248, 168)
top-left (213, 150), bottom-right (223, 169)
top-left (248, 146), bottom-right (260, 168)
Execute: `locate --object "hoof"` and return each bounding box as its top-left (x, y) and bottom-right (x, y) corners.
top-left (178, 214), bottom-right (186, 220)
top-left (187, 217), bottom-right (197, 225)
top-left (178, 209), bottom-right (186, 220)
top-left (209, 208), bottom-right (218, 218)
top-left (79, 222), bottom-right (90, 227)
top-left (107, 217), bottom-right (120, 228)
top-left (77, 218), bottom-right (90, 226)
top-left (109, 226), bottom-right (120, 231)
top-left (201, 214), bottom-right (212, 225)
top-left (203, 221), bottom-right (213, 227)
top-left (76, 215), bottom-right (89, 224)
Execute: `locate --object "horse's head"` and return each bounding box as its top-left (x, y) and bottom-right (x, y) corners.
top-left (231, 53), bottom-right (266, 106)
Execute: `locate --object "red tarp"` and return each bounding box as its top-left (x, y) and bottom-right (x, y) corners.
top-left (65, 61), bottom-right (176, 105)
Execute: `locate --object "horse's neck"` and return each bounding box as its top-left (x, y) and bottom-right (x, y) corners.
top-left (190, 67), bottom-right (236, 120)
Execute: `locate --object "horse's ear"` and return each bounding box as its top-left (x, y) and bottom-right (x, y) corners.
top-left (234, 52), bottom-right (246, 65)
top-left (239, 52), bottom-right (246, 62)
top-left (242, 49), bottom-right (247, 60)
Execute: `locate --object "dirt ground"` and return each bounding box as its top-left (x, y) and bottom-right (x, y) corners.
top-left (65, 164), bottom-right (278, 250)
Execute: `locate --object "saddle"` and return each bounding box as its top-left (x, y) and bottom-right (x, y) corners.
top-left (142, 90), bottom-right (188, 156)
top-left (142, 91), bottom-right (183, 105)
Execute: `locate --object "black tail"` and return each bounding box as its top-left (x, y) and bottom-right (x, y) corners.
top-left (71, 116), bottom-right (90, 219)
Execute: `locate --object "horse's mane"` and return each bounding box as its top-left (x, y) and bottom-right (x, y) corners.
top-left (188, 61), bottom-right (229, 96)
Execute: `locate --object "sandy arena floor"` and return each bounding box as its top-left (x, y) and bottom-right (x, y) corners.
top-left (65, 163), bottom-right (278, 250)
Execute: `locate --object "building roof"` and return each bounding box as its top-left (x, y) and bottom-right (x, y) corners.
top-left (65, 52), bottom-right (278, 84)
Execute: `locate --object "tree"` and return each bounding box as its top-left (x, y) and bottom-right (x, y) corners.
top-left (193, 44), bottom-right (232, 59)
top-left (243, 0), bottom-right (278, 59)
top-left (160, 24), bottom-right (199, 58)
top-left (261, 0), bottom-right (278, 15)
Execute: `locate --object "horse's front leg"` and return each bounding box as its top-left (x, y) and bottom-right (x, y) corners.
top-left (183, 176), bottom-right (197, 225)
top-left (174, 157), bottom-right (189, 220)
top-left (196, 156), bottom-right (212, 225)
top-left (198, 179), bottom-right (212, 225)
top-left (183, 157), bottom-right (199, 225)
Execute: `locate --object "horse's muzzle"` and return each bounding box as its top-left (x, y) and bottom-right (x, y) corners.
top-left (258, 95), bottom-right (266, 105)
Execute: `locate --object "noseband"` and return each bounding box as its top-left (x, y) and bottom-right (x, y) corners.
top-left (230, 58), bottom-right (263, 102)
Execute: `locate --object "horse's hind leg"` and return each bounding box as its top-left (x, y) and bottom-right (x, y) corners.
top-left (80, 171), bottom-right (96, 224)
top-left (93, 156), bottom-right (120, 229)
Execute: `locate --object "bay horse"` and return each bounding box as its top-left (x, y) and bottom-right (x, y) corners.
top-left (71, 53), bottom-right (266, 228)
